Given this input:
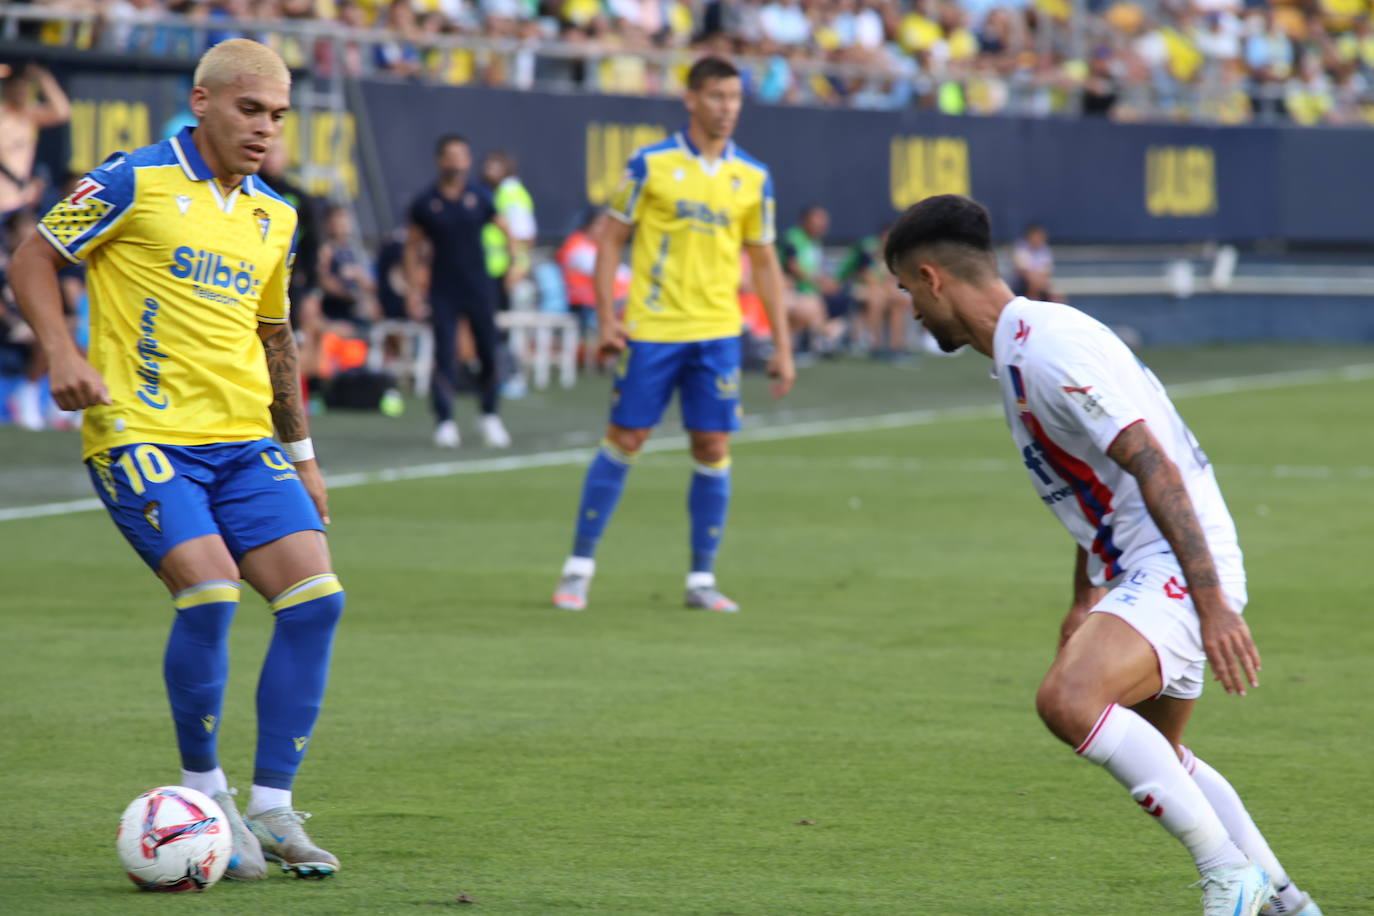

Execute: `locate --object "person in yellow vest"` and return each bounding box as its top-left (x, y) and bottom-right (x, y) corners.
top-left (481, 149), bottom-right (536, 312)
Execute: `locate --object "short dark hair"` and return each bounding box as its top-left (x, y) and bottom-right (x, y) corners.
top-left (485, 148), bottom-right (516, 172)
top-left (687, 56), bottom-right (740, 90)
top-left (883, 194), bottom-right (997, 281)
top-left (434, 133), bottom-right (469, 157)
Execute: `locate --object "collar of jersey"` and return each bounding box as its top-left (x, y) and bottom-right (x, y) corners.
top-left (675, 128), bottom-right (736, 165)
top-left (170, 126), bottom-right (258, 195)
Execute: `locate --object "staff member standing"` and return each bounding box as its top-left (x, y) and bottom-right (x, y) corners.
top-left (404, 134), bottom-right (510, 449)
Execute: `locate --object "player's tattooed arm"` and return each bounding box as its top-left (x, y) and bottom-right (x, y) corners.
top-left (1107, 419), bottom-right (1260, 694)
top-left (1107, 420), bottom-right (1218, 590)
top-left (258, 322), bottom-right (308, 444)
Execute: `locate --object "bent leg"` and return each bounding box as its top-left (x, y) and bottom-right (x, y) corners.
top-left (1041, 613), bottom-right (1246, 875)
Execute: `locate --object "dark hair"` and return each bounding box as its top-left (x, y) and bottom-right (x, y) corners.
top-left (484, 149), bottom-right (516, 172)
top-left (434, 133), bottom-right (469, 157)
top-left (883, 194), bottom-right (996, 280)
top-left (686, 56), bottom-right (740, 90)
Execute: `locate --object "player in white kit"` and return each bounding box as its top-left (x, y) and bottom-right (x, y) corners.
top-left (882, 195), bottom-right (1322, 916)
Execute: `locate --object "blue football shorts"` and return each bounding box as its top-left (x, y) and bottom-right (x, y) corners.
top-left (610, 336), bottom-right (743, 432)
top-left (87, 438), bottom-right (324, 571)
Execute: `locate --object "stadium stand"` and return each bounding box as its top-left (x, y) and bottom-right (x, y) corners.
top-left (3, 0), bottom-right (1373, 124)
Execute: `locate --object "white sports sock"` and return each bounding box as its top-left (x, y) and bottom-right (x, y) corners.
top-left (180, 767), bottom-right (228, 796)
top-left (1181, 746), bottom-right (1301, 907)
top-left (686, 571), bottom-right (716, 590)
top-left (1076, 704), bottom-right (1247, 874)
top-left (247, 785), bottom-right (292, 816)
top-left (562, 555), bottom-right (595, 577)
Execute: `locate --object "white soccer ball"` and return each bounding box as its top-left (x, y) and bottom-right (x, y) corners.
top-left (116, 786), bottom-right (232, 892)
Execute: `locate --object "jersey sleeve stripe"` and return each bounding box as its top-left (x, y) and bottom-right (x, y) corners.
top-left (36, 222), bottom-right (82, 264)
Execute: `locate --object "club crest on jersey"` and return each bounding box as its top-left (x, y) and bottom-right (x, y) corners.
top-left (143, 501), bottom-right (161, 532)
top-left (176, 194), bottom-right (193, 215)
top-left (1163, 576), bottom-right (1189, 600)
top-left (253, 207), bottom-right (271, 241)
top-left (731, 176), bottom-right (742, 193)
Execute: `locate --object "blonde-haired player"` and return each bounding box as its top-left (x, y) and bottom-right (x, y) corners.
top-left (12, 39), bottom-right (344, 880)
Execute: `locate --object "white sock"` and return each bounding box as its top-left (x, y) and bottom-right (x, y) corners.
top-left (686, 571), bottom-right (715, 590)
top-left (180, 767), bottom-right (228, 797)
top-left (562, 555), bottom-right (595, 577)
top-left (1076, 704), bottom-right (1247, 874)
top-left (247, 785), bottom-right (292, 816)
top-left (1182, 746), bottom-right (1299, 905)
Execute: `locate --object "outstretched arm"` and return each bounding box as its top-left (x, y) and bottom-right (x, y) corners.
top-left (1107, 420), bottom-right (1259, 695)
top-left (258, 322), bottom-right (329, 525)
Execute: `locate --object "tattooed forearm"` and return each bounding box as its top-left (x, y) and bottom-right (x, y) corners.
top-left (258, 323), bottom-right (309, 445)
top-left (1107, 422), bottom-right (1221, 593)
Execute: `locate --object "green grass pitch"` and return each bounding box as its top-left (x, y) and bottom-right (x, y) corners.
top-left (1, 348), bottom-right (1370, 914)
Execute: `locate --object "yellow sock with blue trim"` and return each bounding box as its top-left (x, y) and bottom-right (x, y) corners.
top-left (251, 574), bottom-right (344, 797)
top-left (689, 456), bottom-right (732, 574)
top-left (166, 580), bottom-right (240, 774)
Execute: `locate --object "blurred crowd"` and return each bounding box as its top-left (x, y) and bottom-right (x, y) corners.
top-left (11, 0), bottom-right (1374, 123)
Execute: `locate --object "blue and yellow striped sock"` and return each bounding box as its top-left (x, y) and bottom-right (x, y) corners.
top-left (165, 580), bottom-right (240, 774)
top-left (688, 456), bottom-right (732, 574)
top-left (571, 440), bottom-right (637, 559)
top-left (253, 574), bottom-right (345, 791)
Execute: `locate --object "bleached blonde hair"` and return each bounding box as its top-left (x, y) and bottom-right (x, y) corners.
top-left (193, 39), bottom-right (291, 90)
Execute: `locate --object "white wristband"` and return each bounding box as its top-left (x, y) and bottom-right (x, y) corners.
top-left (281, 438), bottom-right (315, 463)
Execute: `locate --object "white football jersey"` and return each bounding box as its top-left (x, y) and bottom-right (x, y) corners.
top-left (992, 298), bottom-right (1244, 587)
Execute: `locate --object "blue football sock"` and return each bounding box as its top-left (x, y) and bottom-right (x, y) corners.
top-left (253, 575), bottom-right (345, 791)
top-left (688, 458), bottom-right (731, 574)
top-left (165, 581), bottom-right (240, 774)
top-left (571, 440), bottom-right (636, 559)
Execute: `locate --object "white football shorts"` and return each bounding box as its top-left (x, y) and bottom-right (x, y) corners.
top-left (1090, 553), bottom-right (1248, 700)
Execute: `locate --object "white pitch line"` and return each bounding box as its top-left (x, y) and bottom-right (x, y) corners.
top-left (690, 454), bottom-right (1374, 479)
top-left (2, 361), bottom-right (1370, 524)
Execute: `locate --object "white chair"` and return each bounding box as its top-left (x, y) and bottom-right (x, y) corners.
top-left (367, 319), bottom-right (433, 395)
top-left (496, 310), bottom-right (580, 390)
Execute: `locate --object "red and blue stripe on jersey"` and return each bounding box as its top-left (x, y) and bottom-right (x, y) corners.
top-left (1008, 365), bottom-right (1124, 578)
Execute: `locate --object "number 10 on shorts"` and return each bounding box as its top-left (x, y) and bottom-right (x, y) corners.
top-left (116, 444), bottom-right (176, 495)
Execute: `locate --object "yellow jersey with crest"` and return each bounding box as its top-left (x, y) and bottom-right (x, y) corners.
top-left (608, 131), bottom-right (775, 343)
top-left (38, 126), bottom-right (297, 459)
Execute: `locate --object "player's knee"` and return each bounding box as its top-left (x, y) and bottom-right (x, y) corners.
top-left (1035, 673), bottom-right (1092, 744)
top-left (606, 426), bottom-right (650, 455)
top-left (270, 574), bottom-right (346, 628)
top-left (690, 437), bottom-right (730, 465)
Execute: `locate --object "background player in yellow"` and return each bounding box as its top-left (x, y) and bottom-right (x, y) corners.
top-left (553, 56), bottom-right (795, 613)
top-left (12, 39), bottom-right (345, 881)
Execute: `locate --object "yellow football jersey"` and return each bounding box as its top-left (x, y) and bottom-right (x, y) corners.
top-left (38, 127), bottom-right (298, 459)
top-left (608, 131), bottom-right (775, 343)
